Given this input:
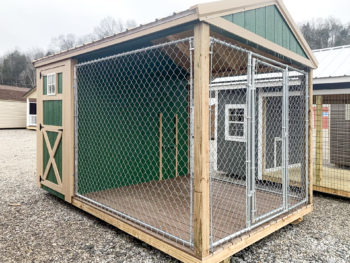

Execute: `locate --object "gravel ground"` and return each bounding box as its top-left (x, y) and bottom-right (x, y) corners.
top-left (1, 129), bottom-right (349, 263)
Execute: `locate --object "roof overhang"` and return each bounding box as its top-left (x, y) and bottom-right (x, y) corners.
top-left (34, 0), bottom-right (317, 69)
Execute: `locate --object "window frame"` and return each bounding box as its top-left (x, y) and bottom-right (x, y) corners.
top-left (47, 73), bottom-right (56, 96)
top-left (225, 104), bottom-right (247, 142)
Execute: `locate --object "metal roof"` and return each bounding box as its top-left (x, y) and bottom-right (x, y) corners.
top-left (33, 0), bottom-right (317, 69)
top-left (313, 45), bottom-right (350, 79)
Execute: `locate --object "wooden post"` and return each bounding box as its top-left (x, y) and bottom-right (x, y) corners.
top-left (315, 94), bottom-right (323, 186)
top-left (63, 59), bottom-right (77, 203)
top-left (308, 70), bottom-right (314, 204)
top-left (193, 22), bottom-right (210, 259)
top-left (159, 113), bottom-right (163, 180)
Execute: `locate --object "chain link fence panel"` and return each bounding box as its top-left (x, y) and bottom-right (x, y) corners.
top-left (74, 38), bottom-right (194, 247)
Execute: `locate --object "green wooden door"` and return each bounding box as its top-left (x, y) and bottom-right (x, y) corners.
top-left (39, 72), bottom-right (64, 199)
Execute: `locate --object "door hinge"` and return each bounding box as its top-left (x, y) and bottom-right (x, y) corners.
top-left (39, 123), bottom-right (43, 131)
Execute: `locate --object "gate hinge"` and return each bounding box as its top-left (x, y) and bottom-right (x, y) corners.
top-left (39, 123), bottom-right (43, 131)
top-left (39, 175), bottom-right (43, 182)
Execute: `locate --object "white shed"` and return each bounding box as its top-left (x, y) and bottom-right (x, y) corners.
top-left (0, 85), bottom-right (31, 129)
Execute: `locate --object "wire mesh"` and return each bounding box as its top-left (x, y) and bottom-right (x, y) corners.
top-left (209, 37), bottom-right (308, 249)
top-left (74, 38), bottom-right (194, 247)
top-left (313, 94), bottom-right (350, 196)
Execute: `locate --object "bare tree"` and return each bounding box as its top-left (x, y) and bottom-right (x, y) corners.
top-left (93, 17), bottom-right (125, 39)
top-left (50, 34), bottom-right (77, 52)
top-left (300, 17), bottom-right (350, 49)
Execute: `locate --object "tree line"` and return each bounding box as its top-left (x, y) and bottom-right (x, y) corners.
top-left (0, 17), bottom-right (136, 89)
top-left (0, 16), bottom-right (349, 89)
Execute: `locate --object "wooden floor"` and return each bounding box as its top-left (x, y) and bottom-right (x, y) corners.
top-left (85, 175), bottom-right (301, 245)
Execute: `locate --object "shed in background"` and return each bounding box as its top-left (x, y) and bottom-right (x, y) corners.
top-left (313, 45), bottom-right (350, 198)
top-left (0, 85), bottom-right (30, 129)
top-left (24, 88), bottom-right (37, 130)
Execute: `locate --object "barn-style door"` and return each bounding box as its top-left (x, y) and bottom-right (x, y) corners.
top-left (38, 68), bottom-right (65, 198)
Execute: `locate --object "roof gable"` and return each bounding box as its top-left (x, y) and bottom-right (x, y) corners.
top-left (222, 5), bottom-right (307, 58)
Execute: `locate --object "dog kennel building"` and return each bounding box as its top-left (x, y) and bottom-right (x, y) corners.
top-left (312, 45), bottom-right (350, 198)
top-left (33, 0), bottom-right (316, 262)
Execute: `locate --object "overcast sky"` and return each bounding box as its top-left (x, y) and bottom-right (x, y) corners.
top-left (0, 0), bottom-right (349, 56)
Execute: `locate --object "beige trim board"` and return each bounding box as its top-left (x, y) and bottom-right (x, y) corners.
top-left (72, 197), bottom-right (312, 263)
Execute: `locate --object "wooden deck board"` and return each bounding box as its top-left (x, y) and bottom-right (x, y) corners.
top-left (84, 175), bottom-right (302, 245)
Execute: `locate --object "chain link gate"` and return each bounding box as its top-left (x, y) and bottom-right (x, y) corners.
top-left (209, 38), bottom-right (308, 249)
top-left (74, 38), bottom-right (195, 247)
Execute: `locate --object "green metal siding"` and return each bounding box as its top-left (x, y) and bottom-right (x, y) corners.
top-left (43, 101), bottom-right (62, 126)
top-left (77, 55), bottom-right (189, 195)
top-left (43, 76), bottom-right (47, 95)
top-left (58, 73), bottom-right (63, 94)
top-left (222, 5), bottom-right (307, 58)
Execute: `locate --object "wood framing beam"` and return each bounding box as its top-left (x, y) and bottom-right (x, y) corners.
top-left (315, 94), bottom-right (323, 186)
top-left (193, 22), bottom-right (210, 259)
top-left (72, 197), bottom-right (312, 263)
top-left (308, 70), bottom-right (314, 204)
top-left (62, 59), bottom-right (77, 203)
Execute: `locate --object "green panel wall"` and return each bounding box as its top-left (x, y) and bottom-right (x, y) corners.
top-left (58, 73), bottom-right (63, 94)
top-left (222, 5), bottom-right (307, 58)
top-left (43, 76), bottom-right (47, 95)
top-left (77, 52), bottom-right (189, 195)
top-left (43, 101), bottom-right (62, 126)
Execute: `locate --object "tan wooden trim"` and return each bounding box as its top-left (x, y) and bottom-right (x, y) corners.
top-left (205, 16), bottom-right (315, 69)
top-left (41, 95), bottom-right (64, 101)
top-left (41, 125), bottom-right (62, 132)
top-left (275, 0), bottom-right (318, 67)
top-left (42, 130), bottom-right (62, 186)
top-left (202, 205), bottom-right (313, 263)
top-left (61, 59), bottom-right (76, 203)
top-left (159, 113), bottom-right (163, 181)
top-left (193, 22), bottom-right (210, 258)
top-left (313, 185), bottom-right (350, 199)
top-left (41, 180), bottom-right (63, 193)
top-left (193, 0), bottom-right (276, 20)
top-left (315, 95), bottom-right (323, 186)
top-left (36, 68), bottom-right (43, 188)
top-left (71, 196), bottom-right (311, 263)
top-left (72, 198), bottom-right (202, 263)
top-left (308, 70), bottom-right (313, 204)
top-left (33, 13), bottom-right (198, 68)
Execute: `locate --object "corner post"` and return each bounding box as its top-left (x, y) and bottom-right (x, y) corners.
top-left (308, 69), bottom-right (314, 204)
top-left (193, 22), bottom-right (210, 258)
top-left (63, 59), bottom-right (77, 203)
top-left (315, 93), bottom-right (323, 187)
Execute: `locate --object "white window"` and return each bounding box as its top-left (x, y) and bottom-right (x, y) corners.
top-left (47, 73), bottom-right (56, 96)
top-left (345, 104), bottom-right (350, 121)
top-left (225, 104), bottom-right (246, 142)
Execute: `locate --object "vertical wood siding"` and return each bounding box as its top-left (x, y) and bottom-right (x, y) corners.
top-left (222, 5), bottom-right (306, 58)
